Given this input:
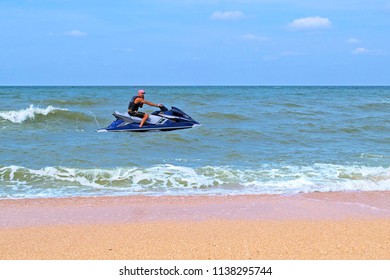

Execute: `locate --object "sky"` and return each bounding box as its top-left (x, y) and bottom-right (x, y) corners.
top-left (1, 0), bottom-right (390, 86)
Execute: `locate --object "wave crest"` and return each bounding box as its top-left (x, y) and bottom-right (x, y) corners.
top-left (0, 105), bottom-right (68, 123)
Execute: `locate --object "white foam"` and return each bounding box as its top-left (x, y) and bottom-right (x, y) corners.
top-left (0, 164), bottom-right (389, 198)
top-left (236, 164), bottom-right (390, 194)
top-left (0, 105), bottom-right (68, 123)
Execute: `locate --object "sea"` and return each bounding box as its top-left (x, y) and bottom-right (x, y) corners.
top-left (0, 86), bottom-right (389, 199)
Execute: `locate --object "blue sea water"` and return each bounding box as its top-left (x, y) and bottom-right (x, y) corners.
top-left (0, 86), bottom-right (389, 198)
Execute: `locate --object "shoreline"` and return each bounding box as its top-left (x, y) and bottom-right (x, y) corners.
top-left (1, 191), bottom-right (390, 259)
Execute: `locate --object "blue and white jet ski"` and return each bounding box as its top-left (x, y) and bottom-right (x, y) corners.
top-left (97, 106), bottom-right (200, 132)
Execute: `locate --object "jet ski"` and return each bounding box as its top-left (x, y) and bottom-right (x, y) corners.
top-left (96, 106), bottom-right (200, 132)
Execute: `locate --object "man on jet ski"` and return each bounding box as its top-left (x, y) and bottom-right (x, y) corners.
top-left (128, 89), bottom-right (163, 128)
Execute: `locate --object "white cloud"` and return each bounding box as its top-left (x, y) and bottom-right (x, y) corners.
top-left (210, 11), bottom-right (245, 20)
top-left (288, 16), bottom-right (332, 30)
top-left (351, 47), bottom-right (384, 55)
top-left (240, 34), bottom-right (269, 42)
top-left (65, 30), bottom-right (88, 37)
top-left (352, 47), bottom-right (369, 54)
top-left (347, 38), bottom-right (360, 44)
top-left (262, 51), bottom-right (302, 61)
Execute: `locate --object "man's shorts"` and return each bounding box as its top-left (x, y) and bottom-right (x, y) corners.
top-left (128, 111), bottom-right (145, 118)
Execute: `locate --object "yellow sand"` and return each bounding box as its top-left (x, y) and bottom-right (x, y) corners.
top-left (1, 193), bottom-right (390, 260)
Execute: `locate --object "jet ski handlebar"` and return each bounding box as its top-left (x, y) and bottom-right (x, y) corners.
top-left (158, 105), bottom-right (168, 112)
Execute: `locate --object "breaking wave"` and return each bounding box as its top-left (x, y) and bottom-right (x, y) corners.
top-left (0, 105), bottom-right (68, 123)
top-left (0, 105), bottom-right (97, 124)
top-left (1, 164), bottom-right (389, 198)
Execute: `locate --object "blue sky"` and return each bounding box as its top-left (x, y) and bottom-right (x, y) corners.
top-left (1, 0), bottom-right (390, 85)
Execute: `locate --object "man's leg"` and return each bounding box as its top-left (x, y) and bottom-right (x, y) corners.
top-left (140, 113), bottom-right (149, 127)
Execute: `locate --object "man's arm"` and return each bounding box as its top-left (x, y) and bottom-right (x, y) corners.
top-left (143, 100), bottom-right (162, 107)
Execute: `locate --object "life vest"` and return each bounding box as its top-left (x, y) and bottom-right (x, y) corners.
top-left (128, 95), bottom-right (144, 111)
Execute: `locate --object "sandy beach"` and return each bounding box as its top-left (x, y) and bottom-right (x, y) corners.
top-left (1, 192), bottom-right (390, 260)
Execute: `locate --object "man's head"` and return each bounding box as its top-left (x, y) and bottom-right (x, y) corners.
top-left (137, 89), bottom-right (145, 96)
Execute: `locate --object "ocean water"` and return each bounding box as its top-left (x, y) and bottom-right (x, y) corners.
top-left (0, 86), bottom-right (389, 198)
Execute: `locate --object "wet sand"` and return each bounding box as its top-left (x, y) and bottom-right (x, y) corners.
top-left (1, 192), bottom-right (390, 259)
